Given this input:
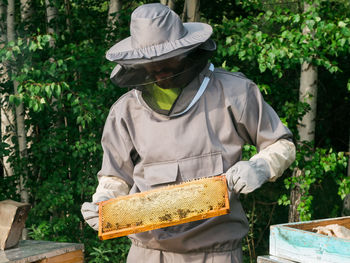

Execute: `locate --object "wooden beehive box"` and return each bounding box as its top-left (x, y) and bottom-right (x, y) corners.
top-left (270, 216), bottom-right (350, 263)
top-left (99, 175), bottom-right (230, 240)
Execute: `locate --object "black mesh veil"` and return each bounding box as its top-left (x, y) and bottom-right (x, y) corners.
top-left (110, 48), bottom-right (214, 89)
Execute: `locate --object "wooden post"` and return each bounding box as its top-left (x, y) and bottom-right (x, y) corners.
top-left (0, 200), bottom-right (31, 250)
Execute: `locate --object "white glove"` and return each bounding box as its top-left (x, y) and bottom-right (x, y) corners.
top-left (81, 176), bottom-right (130, 231)
top-left (226, 139), bottom-right (296, 194)
top-left (81, 201), bottom-right (104, 231)
top-left (226, 159), bottom-right (270, 194)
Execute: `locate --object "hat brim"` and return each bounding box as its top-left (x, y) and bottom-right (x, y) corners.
top-left (106, 22), bottom-right (213, 64)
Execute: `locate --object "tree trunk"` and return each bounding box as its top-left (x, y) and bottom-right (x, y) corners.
top-left (1, 96), bottom-right (15, 178)
top-left (288, 2), bottom-right (318, 223)
top-left (8, 0), bottom-right (30, 209)
top-left (185, 0), bottom-right (200, 22)
top-left (107, 0), bottom-right (122, 39)
top-left (298, 62), bottom-right (318, 141)
top-left (20, 0), bottom-right (33, 30)
top-left (342, 133), bottom-right (350, 216)
top-left (6, 0), bottom-right (14, 43)
top-left (288, 168), bottom-right (304, 222)
top-left (0, 0), bottom-right (6, 43)
top-left (45, 0), bottom-right (59, 111)
top-left (108, 0), bottom-right (121, 29)
top-left (348, 132), bottom-right (350, 178)
top-left (2, 0), bottom-right (16, 180)
top-left (64, 0), bottom-right (72, 33)
top-left (160, 0), bottom-right (175, 10)
top-left (45, 0), bottom-right (58, 47)
top-left (20, 0), bottom-right (34, 151)
top-left (1, 1), bottom-right (10, 178)
top-left (8, 0), bottom-right (30, 242)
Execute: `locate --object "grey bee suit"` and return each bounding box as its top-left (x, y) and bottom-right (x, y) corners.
top-left (98, 63), bottom-right (293, 261)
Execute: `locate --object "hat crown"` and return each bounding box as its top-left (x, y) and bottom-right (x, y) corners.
top-left (130, 3), bottom-right (187, 49)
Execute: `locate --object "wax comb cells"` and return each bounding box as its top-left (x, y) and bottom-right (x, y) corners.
top-left (98, 175), bottom-right (230, 240)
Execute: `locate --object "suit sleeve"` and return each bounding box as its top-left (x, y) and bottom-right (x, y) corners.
top-left (94, 107), bottom-right (135, 200)
top-left (237, 82), bottom-right (295, 181)
top-left (237, 82), bottom-right (293, 151)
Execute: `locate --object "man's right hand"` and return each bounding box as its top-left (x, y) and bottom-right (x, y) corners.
top-left (81, 176), bottom-right (130, 231)
top-left (81, 202), bottom-right (100, 231)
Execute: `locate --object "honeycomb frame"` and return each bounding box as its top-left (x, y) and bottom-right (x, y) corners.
top-left (98, 175), bottom-right (230, 240)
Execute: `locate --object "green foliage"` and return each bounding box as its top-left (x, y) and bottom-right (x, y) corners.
top-left (0, 0), bottom-right (129, 260)
top-left (279, 144), bottom-right (349, 221)
top-left (0, 1), bottom-right (349, 263)
top-left (211, 0), bottom-right (349, 259)
top-left (88, 237), bottom-right (130, 263)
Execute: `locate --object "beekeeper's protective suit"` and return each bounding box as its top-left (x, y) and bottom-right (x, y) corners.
top-left (81, 3), bottom-right (296, 263)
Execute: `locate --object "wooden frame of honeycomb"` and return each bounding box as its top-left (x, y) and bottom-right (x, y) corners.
top-left (98, 175), bottom-right (230, 240)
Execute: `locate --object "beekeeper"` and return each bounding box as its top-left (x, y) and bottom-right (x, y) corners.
top-left (81, 3), bottom-right (296, 263)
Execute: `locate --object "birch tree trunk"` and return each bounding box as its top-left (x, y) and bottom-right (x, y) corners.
top-left (6, 0), bottom-right (29, 241)
top-left (18, 0), bottom-right (34, 213)
top-left (185, 0), bottom-right (200, 22)
top-left (45, 0), bottom-right (58, 47)
top-left (20, 0), bottom-right (33, 29)
top-left (7, 1), bottom-right (30, 242)
top-left (64, 0), bottom-right (71, 33)
top-left (45, 0), bottom-right (58, 112)
top-left (7, 0), bottom-right (30, 209)
top-left (160, 0), bottom-right (175, 10)
top-left (0, 0), bottom-right (5, 42)
top-left (108, 0), bottom-right (121, 31)
top-left (298, 64), bottom-right (318, 142)
top-left (20, 0), bottom-right (34, 151)
top-left (342, 133), bottom-right (350, 216)
top-left (288, 2), bottom-right (318, 223)
top-left (1, 0), bottom-right (16, 180)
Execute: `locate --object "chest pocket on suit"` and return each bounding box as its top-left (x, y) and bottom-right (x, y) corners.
top-left (143, 152), bottom-right (223, 189)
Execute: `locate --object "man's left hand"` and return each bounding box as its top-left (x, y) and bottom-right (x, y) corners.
top-left (225, 159), bottom-right (270, 194)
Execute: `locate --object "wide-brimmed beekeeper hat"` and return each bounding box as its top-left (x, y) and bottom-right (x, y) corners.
top-left (106, 3), bottom-right (216, 65)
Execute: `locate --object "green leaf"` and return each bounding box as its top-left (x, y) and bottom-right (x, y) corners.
top-left (33, 102), bottom-right (39, 112)
top-left (259, 63), bottom-right (266, 73)
top-left (9, 94), bottom-right (15, 104)
top-left (29, 41), bottom-right (37, 51)
top-left (42, 35), bottom-right (51, 43)
top-left (55, 84), bottom-right (62, 98)
top-left (49, 63), bottom-right (57, 74)
top-left (238, 50), bottom-right (246, 59)
top-left (338, 21), bottom-right (346, 28)
top-left (5, 51), bottom-right (12, 60)
top-left (293, 14), bottom-right (300, 23)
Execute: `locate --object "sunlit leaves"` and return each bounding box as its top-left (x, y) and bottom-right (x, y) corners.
top-left (216, 5), bottom-right (350, 80)
top-left (214, 1), bottom-right (350, 223)
top-left (278, 144), bottom-right (349, 221)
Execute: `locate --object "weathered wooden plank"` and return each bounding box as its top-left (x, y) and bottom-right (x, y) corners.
top-left (38, 250), bottom-right (84, 263)
top-left (270, 216), bottom-right (350, 263)
top-left (257, 255), bottom-right (298, 263)
top-left (0, 240), bottom-right (84, 263)
top-left (0, 200), bottom-right (30, 250)
top-left (287, 217), bottom-right (350, 232)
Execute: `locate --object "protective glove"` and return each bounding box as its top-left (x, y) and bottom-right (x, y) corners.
top-left (81, 176), bottom-right (130, 231)
top-left (226, 139), bottom-right (296, 194)
top-left (225, 159), bottom-right (270, 194)
top-left (81, 201), bottom-right (103, 231)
